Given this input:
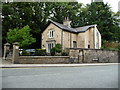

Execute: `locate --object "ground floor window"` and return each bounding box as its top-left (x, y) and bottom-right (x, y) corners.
top-left (48, 43), bottom-right (54, 53)
top-left (73, 41), bottom-right (77, 48)
top-left (88, 45), bottom-right (90, 48)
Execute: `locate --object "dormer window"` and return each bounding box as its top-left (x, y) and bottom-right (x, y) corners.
top-left (49, 30), bottom-right (54, 38)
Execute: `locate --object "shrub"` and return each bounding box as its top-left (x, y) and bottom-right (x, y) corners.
top-left (50, 47), bottom-right (56, 56)
top-left (55, 44), bottom-right (62, 53)
top-left (22, 50), bottom-right (30, 56)
top-left (61, 52), bottom-right (68, 56)
top-left (50, 43), bottom-right (62, 56)
top-left (117, 45), bottom-right (120, 51)
top-left (35, 49), bottom-right (46, 56)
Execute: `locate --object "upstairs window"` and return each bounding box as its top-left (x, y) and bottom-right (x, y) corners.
top-left (49, 30), bottom-right (54, 38)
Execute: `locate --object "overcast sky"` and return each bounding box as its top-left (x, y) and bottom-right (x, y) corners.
top-left (77, 0), bottom-right (120, 12)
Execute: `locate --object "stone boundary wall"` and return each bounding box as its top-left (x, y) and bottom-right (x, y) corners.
top-left (15, 56), bottom-right (70, 64)
top-left (69, 48), bottom-right (119, 63)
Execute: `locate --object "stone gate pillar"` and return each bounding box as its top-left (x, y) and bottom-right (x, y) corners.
top-left (12, 42), bottom-right (19, 64)
top-left (3, 43), bottom-right (10, 59)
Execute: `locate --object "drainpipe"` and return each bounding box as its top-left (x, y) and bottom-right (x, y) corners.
top-left (70, 33), bottom-right (72, 48)
top-left (61, 30), bottom-right (63, 51)
top-left (93, 27), bottom-right (96, 49)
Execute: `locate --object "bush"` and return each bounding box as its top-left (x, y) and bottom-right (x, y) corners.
top-left (61, 52), bottom-right (68, 56)
top-left (117, 45), bottom-right (120, 51)
top-left (22, 50), bottom-right (30, 56)
top-left (35, 49), bottom-right (46, 56)
top-left (50, 43), bottom-right (62, 56)
top-left (55, 44), bottom-right (62, 53)
top-left (50, 47), bottom-right (56, 56)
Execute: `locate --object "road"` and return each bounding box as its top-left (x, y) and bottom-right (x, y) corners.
top-left (2, 65), bottom-right (118, 88)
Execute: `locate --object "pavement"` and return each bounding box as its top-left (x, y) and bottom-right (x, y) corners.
top-left (0, 57), bottom-right (119, 68)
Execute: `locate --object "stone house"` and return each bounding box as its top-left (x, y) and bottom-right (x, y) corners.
top-left (42, 19), bottom-right (101, 53)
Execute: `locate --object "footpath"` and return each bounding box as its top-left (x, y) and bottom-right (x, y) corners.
top-left (0, 58), bottom-right (119, 68)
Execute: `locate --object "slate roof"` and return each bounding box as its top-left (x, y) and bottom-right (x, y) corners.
top-left (48, 19), bottom-right (97, 33)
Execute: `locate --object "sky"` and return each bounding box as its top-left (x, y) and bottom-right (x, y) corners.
top-left (77, 0), bottom-right (120, 12)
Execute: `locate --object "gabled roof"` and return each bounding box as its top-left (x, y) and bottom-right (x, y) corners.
top-left (75, 24), bottom-right (97, 32)
top-left (47, 19), bottom-right (97, 33)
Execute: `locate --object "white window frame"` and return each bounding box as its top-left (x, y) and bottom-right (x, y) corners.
top-left (49, 30), bottom-right (54, 38)
top-left (47, 43), bottom-right (55, 53)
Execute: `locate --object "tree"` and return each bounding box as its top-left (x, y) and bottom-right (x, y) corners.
top-left (84, 2), bottom-right (120, 42)
top-left (7, 25), bottom-right (36, 48)
top-left (2, 2), bottom-right (120, 49)
top-left (2, 2), bottom-right (52, 48)
top-left (50, 2), bottom-right (83, 27)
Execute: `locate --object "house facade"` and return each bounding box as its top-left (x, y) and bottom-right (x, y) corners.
top-left (42, 19), bottom-right (101, 53)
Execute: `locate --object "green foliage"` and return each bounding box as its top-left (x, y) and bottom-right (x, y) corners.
top-left (7, 25), bottom-right (36, 48)
top-left (50, 43), bottom-right (62, 56)
top-left (84, 2), bottom-right (120, 42)
top-left (55, 44), bottom-right (62, 53)
top-left (61, 52), bottom-right (68, 56)
top-left (50, 2), bottom-right (83, 27)
top-left (2, 2), bottom-right (51, 48)
top-left (22, 50), bottom-right (30, 56)
top-left (50, 47), bottom-right (56, 56)
top-left (35, 49), bottom-right (46, 56)
top-left (118, 45), bottom-right (120, 51)
top-left (2, 2), bottom-right (120, 49)
top-left (101, 40), bottom-right (120, 51)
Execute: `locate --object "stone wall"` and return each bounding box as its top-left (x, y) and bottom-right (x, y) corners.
top-left (83, 49), bottom-right (118, 63)
top-left (69, 48), bottom-right (119, 63)
top-left (15, 56), bottom-right (69, 64)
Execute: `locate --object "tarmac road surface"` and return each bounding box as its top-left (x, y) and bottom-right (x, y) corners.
top-left (1, 64), bottom-right (119, 88)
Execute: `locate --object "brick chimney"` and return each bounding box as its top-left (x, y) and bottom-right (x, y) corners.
top-left (63, 17), bottom-right (71, 28)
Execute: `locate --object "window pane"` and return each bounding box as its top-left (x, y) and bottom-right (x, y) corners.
top-left (52, 31), bottom-right (53, 37)
top-left (48, 44), bottom-right (50, 53)
top-left (49, 30), bottom-right (53, 38)
top-left (73, 41), bottom-right (77, 48)
top-left (52, 43), bottom-right (53, 48)
top-left (50, 31), bottom-right (51, 37)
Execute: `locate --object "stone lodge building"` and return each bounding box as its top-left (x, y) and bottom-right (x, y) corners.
top-left (42, 19), bottom-right (101, 53)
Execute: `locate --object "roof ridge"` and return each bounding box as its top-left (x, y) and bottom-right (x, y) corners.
top-left (75, 24), bottom-right (97, 29)
top-left (48, 19), bottom-right (97, 33)
top-left (48, 19), bottom-right (74, 28)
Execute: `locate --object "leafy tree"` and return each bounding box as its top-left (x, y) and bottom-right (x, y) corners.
top-left (2, 2), bottom-right (120, 49)
top-left (7, 25), bottom-right (36, 48)
top-left (2, 2), bottom-right (52, 48)
top-left (50, 2), bottom-right (83, 27)
top-left (84, 2), bottom-right (120, 42)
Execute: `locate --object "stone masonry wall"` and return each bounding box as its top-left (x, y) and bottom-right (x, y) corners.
top-left (69, 48), bottom-right (119, 63)
top-left (83, 49), bottom-right (118, 63)
top-left (15, 56), bottom-right (69, 64)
